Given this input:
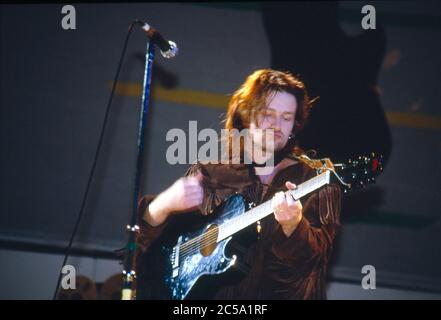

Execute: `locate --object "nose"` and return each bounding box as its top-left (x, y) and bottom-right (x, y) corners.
top-left (273, 115), bottom-right (282, 132)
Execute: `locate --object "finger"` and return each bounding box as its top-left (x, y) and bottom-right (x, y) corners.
top-left (275, 192), bottom-right (285, 208)
top-left (285, 181), bottom-right (297, 190)
top-left (185, 189), bottom-right (204, 199)
top-left (286, 191), bottom-right (295, 207)
top-left (186, 194), bottom-right (204, 206)
top-left (185, 184), bottom-right (203, 192)
top-left (185, 177), bottom-right (202, 186)
top-left (189, 197), bottom-right (204, 207)
top-left (289, 200), bottom-right (302, 216)
top-left (275, 193), bottom-right (288, 213)
top-left (185, 180), bottom-right (203, 190)
top-left (194, 171), bottom-right (204, 182)
top-left (281, 192), bottom-right (291, 207)
top-left (295, 199), bottom-right (303, 211)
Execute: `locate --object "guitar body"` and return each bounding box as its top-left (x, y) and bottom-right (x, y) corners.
top-left (137, 194), bottom-right (251, 300)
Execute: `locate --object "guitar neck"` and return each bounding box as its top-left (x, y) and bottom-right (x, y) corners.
top-left (217, 170), bottom-right (331, 241)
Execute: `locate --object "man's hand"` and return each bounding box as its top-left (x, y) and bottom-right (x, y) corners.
top-left (162, 172), bottom-right (204, 213)
top-left (145, 172), bottom-right (204, 226)
top-left (272, 181), bottom-right (303, 237)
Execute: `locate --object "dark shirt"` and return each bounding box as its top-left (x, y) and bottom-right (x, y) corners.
top-left (135, 160), bottom-right (341, 300)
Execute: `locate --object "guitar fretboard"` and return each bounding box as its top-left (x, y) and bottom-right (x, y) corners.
top-left (217, 170), bottom-right (331, 241)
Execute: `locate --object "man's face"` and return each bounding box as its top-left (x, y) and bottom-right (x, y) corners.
top-left (250, 90), bottom-right (297, 153)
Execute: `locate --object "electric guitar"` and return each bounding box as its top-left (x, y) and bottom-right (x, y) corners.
top-left (143, 153), bottom-right (383, 300)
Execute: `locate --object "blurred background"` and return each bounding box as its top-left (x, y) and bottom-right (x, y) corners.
top-left (0, 1), bottom-right (440, 299)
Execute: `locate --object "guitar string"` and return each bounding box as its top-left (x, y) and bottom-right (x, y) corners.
top-left (178, 201), bottom-right (278, 257)
top-left (179, 211), bottom-right (262, 258)
top-left (177, 207), bottom-right (240, 256)
top-left (177, 184), bottom-right (316, 257)
top-left (178, 201), bottom-right (272, 257)
top-left (178, 202), bottom-right (268, 257)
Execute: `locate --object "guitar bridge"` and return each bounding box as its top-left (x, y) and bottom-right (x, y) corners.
top-left (171, 236), bottom-right (182, 278)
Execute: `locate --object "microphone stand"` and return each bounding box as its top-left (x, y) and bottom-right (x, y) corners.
top-left (121, 41), bottom-right (155, 300)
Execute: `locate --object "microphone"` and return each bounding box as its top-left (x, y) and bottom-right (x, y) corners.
top-left (135, 20), bottom-right (178, 59)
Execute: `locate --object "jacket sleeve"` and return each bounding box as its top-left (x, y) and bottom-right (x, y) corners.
top-left (135, 194), bottom-right (167, 253)
top-left (268, 183), bottom-right (342, 275)
top-left (135, 163), bottom-right (203, 253)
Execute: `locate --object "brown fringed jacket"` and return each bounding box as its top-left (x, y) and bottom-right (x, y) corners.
top-left (135, 160), bottom-right (341, 300)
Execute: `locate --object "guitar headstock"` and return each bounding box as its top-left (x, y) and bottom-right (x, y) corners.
top-left (336, 152), bottom-right (384, 193)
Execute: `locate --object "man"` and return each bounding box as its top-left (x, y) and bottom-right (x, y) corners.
top-left (135, 69), bottom-right (341, 299)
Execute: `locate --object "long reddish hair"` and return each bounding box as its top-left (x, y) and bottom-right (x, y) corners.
top-left (224, 69), bottom-right (314, 157)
